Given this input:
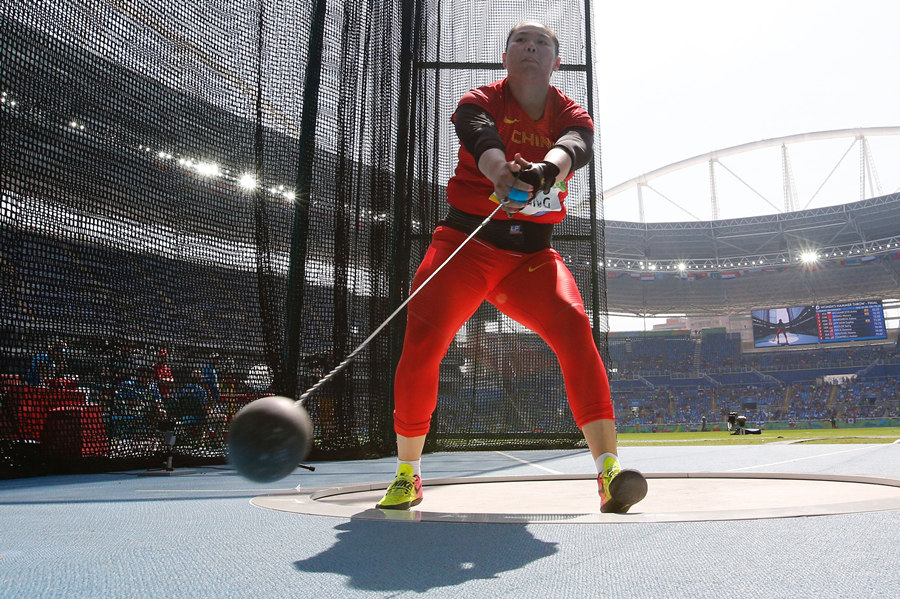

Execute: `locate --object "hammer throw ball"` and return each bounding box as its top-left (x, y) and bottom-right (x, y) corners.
top-left (227, 395), bottom-right (312, 483)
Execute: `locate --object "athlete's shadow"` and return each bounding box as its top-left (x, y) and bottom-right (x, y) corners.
top-left (293, 513), bottom-right (558, 592)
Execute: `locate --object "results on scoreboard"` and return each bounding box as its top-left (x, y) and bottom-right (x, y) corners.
top-left (814, 300), bottom-right (887, 343)
top-left (751, 299), bottom-right (887, 347)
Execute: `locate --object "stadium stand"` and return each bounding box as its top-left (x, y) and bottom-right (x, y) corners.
top-left (608, 330), bottom-right (899, 431)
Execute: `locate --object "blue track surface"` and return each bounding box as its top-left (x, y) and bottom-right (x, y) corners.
top-left (1, 444), bottom-right (898, 598)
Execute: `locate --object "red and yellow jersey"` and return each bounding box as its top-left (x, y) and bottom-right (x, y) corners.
top-left (447, 78), bottom-right (593, 224)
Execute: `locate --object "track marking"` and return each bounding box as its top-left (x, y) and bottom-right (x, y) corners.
top-left (134, 489), bottom-right (279, 493)
top-left (725, 445), bottom-right (881, 472)
top-left (494, 451), bottom-right (563, 475)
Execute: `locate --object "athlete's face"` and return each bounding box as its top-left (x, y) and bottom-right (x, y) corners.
top-left (503, 24), bottom-right (561, 79)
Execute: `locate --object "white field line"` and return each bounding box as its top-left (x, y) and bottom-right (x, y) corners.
top-left (725, 444), bottom-right (883, 472)
top-left (494, 451), bottom-right (564, 475)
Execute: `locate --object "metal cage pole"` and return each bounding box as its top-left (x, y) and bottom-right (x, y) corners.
top-left (583, 0), bottom-right (608, 362)
top-left (281, 0), bottom-right (329, 397)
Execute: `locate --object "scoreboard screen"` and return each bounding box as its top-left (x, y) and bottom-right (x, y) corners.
top-left (751, 299), bottom-right (887, 348)
top-left (814, 300), bottom-right (887, 344)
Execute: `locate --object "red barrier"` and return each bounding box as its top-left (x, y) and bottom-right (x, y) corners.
top-left (5, 387), bottom-right (87, 441)
top-left (41, 406), bottom-right (109, 458)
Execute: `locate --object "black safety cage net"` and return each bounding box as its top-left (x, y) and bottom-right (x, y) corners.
top-left (1, 0), bottom-right (605, 478)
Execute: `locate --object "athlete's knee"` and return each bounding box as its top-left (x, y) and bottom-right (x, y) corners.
top-left (552, 302), bottom-right (591, 331)
top-left (545, 304), bottom-right (596, 355)
top-left (400, 313), bottom-right (455, 364)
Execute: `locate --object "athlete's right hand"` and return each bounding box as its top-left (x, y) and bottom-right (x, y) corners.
top-left (478, 149), bottom-right (529, 212)
top-left (495, 162), bottom-right (530, 217)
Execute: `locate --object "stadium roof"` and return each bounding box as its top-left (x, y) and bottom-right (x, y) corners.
top-left (600, 192), bottom-right (900, 315)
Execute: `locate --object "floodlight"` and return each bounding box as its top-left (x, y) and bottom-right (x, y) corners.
top-left (238, 173), bottom-right (258, 190)
top-left (194, 162), bottom-right (220, 177)
top-left (800, 251), bottom-right (818, 264)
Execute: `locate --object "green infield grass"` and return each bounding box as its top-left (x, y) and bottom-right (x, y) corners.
top-left (616, 427), bottom-right (900, 446)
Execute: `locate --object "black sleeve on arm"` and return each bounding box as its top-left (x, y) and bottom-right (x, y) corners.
top-left (552, 126), bottom-right (594, 174)
top-left (452, 103), bottom-right (506, 164)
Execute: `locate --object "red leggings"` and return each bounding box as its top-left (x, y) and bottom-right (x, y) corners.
top-left (393, 226), bottom-right (614, 437)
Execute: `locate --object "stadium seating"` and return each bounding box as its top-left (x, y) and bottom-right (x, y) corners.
top-left (603, 329), bottom-right (898, 428)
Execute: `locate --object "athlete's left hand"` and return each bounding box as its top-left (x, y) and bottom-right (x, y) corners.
top-left (515, 157), bottom-right (560, 196)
